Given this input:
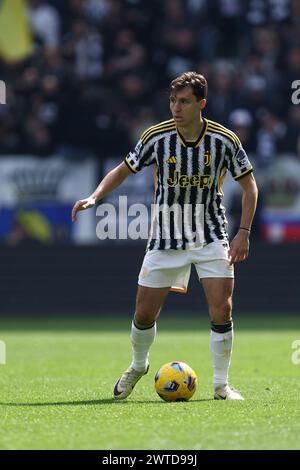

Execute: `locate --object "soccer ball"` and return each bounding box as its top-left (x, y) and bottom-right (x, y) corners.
top-left (154, 361), bottom-right (197, 402)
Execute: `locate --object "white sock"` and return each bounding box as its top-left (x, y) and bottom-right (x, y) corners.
top-left (130, 321), bottom-right (156, 371)
top-left (210, 328), bottom-right (233, 388)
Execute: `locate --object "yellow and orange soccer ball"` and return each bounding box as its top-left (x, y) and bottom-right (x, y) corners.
top-left (154, 361), bottom-right (197, 402)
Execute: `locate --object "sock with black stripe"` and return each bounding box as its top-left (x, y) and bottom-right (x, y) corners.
top-left (210, 321), bottom-right (233, 388)
top-left (130, 321), bottom-right (156, 372)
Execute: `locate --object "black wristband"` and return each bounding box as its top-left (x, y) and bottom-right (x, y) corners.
top-left (239, 227), bottom-right (251, 232)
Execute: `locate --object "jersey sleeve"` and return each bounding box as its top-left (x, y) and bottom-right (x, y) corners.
top-left (124, 137), bottom-right (156, 174)
top-left (226, 144), bottom-right (253, 181)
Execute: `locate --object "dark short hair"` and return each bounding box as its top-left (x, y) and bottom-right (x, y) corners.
top-left (169, 71), bottom-right (208, 101)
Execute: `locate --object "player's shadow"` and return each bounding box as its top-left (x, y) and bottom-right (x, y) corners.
top-left (0, 398), bottom-right (212, 407)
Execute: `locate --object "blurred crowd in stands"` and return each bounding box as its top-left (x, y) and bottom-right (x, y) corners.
top-left (0, 0), bottom-right (300, 167)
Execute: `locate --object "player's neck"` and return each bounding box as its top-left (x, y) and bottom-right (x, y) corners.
top-left (177, 116), bottom-right (204, 142)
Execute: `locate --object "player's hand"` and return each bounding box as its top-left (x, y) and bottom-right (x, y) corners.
top-left (228, 230), bottom-right (250, 265)
top-left (72, 197), bottom-right (96, 222)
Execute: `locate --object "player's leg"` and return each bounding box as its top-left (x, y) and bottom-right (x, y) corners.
top-left (201, 276), bottom-right (233, 323)
top-left (202, 277), bottom-right (234, 387)
top-left (131, 248), bottom-right (190, 374)
top-left (131, 285), bottom-right (170, 371)
top-left (201, 277), bottom-right (243, 400)
top-left (114, 286), bottom-right (169, 400)
top-left (114, 248), bottom-right (190, 399)
top-left (193, 241), bottom-right (243, 400)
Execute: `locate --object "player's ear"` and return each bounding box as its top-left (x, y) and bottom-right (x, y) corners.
top-left (199, 99), bottom-right (207, 110)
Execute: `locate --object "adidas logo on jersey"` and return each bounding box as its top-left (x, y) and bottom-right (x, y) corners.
top-left (166, 156), bottom-right (177, 164)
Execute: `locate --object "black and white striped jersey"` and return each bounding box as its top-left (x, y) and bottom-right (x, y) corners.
top-left (124, 117), bottom-right (253, 250)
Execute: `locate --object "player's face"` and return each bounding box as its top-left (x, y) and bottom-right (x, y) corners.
top-left (170, 87), bottom-right (206, 127)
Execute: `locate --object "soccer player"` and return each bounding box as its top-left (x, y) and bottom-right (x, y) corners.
top-left (72, 72), bottom-right (258, 400)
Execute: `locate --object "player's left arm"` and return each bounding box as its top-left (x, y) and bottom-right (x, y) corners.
top-left (229, 172), bottom-right (258, 265)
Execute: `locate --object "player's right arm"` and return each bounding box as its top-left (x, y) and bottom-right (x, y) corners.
top-left (72, 161), bottom-right (132, 222)
top-left (72, 129), bottom-right (156, 222)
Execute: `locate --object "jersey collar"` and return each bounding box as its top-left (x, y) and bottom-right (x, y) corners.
top-left (176, 118), bottom-right (208, 148)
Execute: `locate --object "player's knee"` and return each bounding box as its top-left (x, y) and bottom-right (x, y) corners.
top-left (135, 297), bottom-right (161, 327)
top-left (210, 299), bottom-right (232, 323)
top-left (134, 311), bottom-right (158, 329)
top-left (134, 305), bottom-right (159, 328)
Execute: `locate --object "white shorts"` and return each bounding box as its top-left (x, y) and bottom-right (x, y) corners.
top-left (138, 241), bottom-right (234, 293)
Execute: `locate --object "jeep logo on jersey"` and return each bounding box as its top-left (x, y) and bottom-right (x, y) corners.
top-left (167, 170), bottom-right (212, 189)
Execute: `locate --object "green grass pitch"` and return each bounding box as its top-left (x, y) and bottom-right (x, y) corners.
top-left (0, 315), bottom-right (300, 450)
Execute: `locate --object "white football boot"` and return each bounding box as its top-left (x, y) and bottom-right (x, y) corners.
top-left (113, 364), bottom-right (149, 400)
top-left (214, 384), bottom-right (244, 400)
